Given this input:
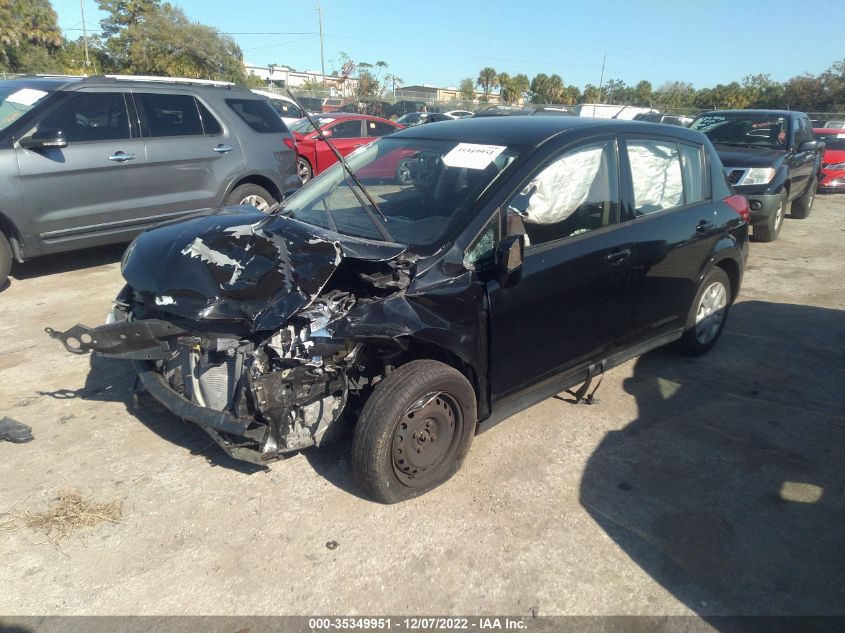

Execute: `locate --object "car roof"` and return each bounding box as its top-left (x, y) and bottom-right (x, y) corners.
top-left (391, 115), bottom-right (705, 147)
top-left (814, 128), bottom-right (845, 134)
top-left (696, 109), bottom-right (799, 118)
top-left (0, 75), bottom-right (254, 94)
top-left (319, 112), bottom-right (394, 123)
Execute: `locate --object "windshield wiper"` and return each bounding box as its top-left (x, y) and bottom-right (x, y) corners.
top-left (284, 90), bottom-right (393, 242)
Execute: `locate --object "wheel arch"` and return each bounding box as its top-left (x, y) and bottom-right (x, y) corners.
top-left (0, 211), bottom-right (24, 262)
top-left (361, 336), bottom-right (484, 421)
top-left (226, 174), bottom-right (282, 204)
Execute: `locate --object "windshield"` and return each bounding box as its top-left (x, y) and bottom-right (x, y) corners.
top-left (690, 113), bottom-right (787, 148)
top-left (280, 137), bottom-right (520, 247)
top-left (0, 86), bottom-right (52, 132)
top-left (396, 113), bottom-right (424, 125)
top-left (290, 116), bottom-right (336, 135)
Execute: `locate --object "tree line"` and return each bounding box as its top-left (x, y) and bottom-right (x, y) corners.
top-left (464, 63), bottom-right (845, 113)
top-left (0, 0), bottom-right (261, 85)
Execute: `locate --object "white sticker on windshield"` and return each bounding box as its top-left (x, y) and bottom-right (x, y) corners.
top-left (6, 88), bottom-right (48, 106)
top-left (442, 143), bottom-right (507, 170)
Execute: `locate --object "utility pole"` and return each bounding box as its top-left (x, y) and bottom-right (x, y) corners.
top-left (597, 53), bottom-right (606, 104)
top-left (80, 0), bottom-right (91, 71)
top-left (317, 5), bottom-right (326, 88)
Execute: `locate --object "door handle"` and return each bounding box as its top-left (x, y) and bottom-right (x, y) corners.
top-left (213, 144), bottom-right (234, 153)
top-left (696, 220), bottom-right (714, 233)
top-left (108, 152), bottom-right (136, 162)
top-left (605, 248), bottom-right (632, 264)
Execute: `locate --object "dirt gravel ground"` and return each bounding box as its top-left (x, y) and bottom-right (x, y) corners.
top-left (0, 197), bottom-right (843, 619)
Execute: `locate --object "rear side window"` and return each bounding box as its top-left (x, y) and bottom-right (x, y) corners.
top-left (226, 98), bottom-right (286, 133)
top-left (366, 120), bottom-right (396, 137)
top-left (135, 93), bottom-right (205, 137)
top-left (38, 92), bottom-right (130, 142)
top-left (626, 140), bottom-right (684, 215)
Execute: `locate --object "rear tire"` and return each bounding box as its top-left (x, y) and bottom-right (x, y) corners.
top-left (753, 193), bottom-right (786, 242)
top-left (225, 183), bottom-right (275, 212)
top-left (0, 232), bottom-right (12, 289)
top-left (296, 156), bottom-right (313, 185)
top-left (678, 267), bottom-right (732, 356)
top-left (352, 360), bottom-right (477, 504)
top-left (790, 177), bottom-right (816, 219)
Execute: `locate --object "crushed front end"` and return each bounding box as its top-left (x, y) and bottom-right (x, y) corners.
top-left (47, 209), bottom-right (413, 464)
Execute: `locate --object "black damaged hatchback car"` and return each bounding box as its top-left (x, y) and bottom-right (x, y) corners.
top-left (50, 117), bottom-right (749, 503)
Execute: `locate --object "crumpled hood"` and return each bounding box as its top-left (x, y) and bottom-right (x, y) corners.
top-left (714, 144), bottom-right (786, 168)
top-left (121, 208), bottom-right (407, 331)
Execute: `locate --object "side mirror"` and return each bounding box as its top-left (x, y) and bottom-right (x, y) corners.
top-left (496, 234), bottom-right (524, 288)
top-left (20, 128), bottom-right (67, 150)
top-left (799, 140), bottom-right (819, 152)
top-left (320, 129), bottom-right (333, 139)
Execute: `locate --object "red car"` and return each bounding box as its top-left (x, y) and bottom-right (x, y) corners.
top-left (813, 128), bottom-right (845, 192)
top-left (290, 113), bottom-right (403, 184)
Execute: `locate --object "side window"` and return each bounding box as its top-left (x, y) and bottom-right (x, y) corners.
top-left (136, 93), bottom-right (204, 137)
top-left (226, 98), bottom-right (286, 133)
top-left (366, 120), bottom-right (396, 137)
top-left (800, 118), bottom-right (813, 146)
top-left (329, 120), bottom-right (363, 139)
top-left (626, 139), bottom-right (684, 215)
top-left (679, 143), bottom-right (706, 205)
top-left (38, 92), bottom-right (130, 142)
top-left (464, 212), bottom-right (499, 269)
top-left (791, 118), bottom-right (805, 146)
top-left (508, 139), bottom-right (619, 246)
top-left (196, 100), bottom-right (222, 135)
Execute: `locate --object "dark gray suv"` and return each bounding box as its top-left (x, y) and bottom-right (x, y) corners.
top-left (0, 75), bottom-right (299, 286)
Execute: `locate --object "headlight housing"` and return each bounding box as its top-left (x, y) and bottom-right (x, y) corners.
top-left (741, 168), bottom-right (776, 186)
top-left (825, 162), bottom-right (845, 170)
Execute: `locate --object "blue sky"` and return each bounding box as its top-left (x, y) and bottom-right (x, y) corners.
top-left (54, 0), bottom-right (843, 91)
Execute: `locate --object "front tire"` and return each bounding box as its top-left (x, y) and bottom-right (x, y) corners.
top-left (0, 231), bottom-right (12, 289)
top-left (753, 192), bottom-right (786, 242)
top-left (352, 360), bottom-right (477, 504)
top-left (790, 177), bottom-right (816, 219)
top-left (225, 183), bottom-right (275, 212)
top-left (678, 267), bottom-right (732, 356)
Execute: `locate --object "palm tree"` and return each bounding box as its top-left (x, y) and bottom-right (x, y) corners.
top-left (477, 67), bottom-right (498, 102)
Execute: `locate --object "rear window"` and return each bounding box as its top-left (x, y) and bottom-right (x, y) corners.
top-left (226, 98), bottom-right (287, 133)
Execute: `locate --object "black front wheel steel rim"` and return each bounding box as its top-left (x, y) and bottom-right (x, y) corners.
top-left (391, 392), bottom-right (463, 488)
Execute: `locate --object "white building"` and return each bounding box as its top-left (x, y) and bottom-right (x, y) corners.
top-left (244, 64), bottom-right (357, 97)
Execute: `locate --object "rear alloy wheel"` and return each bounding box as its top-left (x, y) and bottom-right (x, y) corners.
top-left (754, 193), bottom-right (786, 242)
top-left (225, 183), bottom-right (275, 213)
top-left (395, 157), bottom-right (412, 185)
top-left (0, 231), bottom-right (12, 289)
top-left (352, 359), bottom-right (477, 504)
top-left (678, 267), bottom-right (732, 356)
top-left (296, 156), bottom-right (313, 185)
top-left (790, 177), bottom-right (816, 219)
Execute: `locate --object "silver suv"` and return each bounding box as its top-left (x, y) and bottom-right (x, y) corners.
top-left (0, 75), bottom-right (299, 287)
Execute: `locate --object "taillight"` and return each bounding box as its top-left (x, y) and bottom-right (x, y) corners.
top-left (724, 194), bottom-right (750, 223)
top-left (284, 137), bottom-right (297, 151)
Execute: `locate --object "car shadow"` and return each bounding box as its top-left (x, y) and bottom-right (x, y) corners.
top-left (579, 300), bottom-right (845, 629)
top-left (9, 243), bottom-right (126, 282)
top-left (39, 354), bottom-right (265, 475)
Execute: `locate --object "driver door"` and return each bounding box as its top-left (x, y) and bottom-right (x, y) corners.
top-left (487, 137), bottom-right (637, 400)
top-left (315, 118), bottom-right (366, 172)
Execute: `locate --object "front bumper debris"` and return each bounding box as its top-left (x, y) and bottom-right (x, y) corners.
top-left (49, 316), bottom-right (352, 465)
